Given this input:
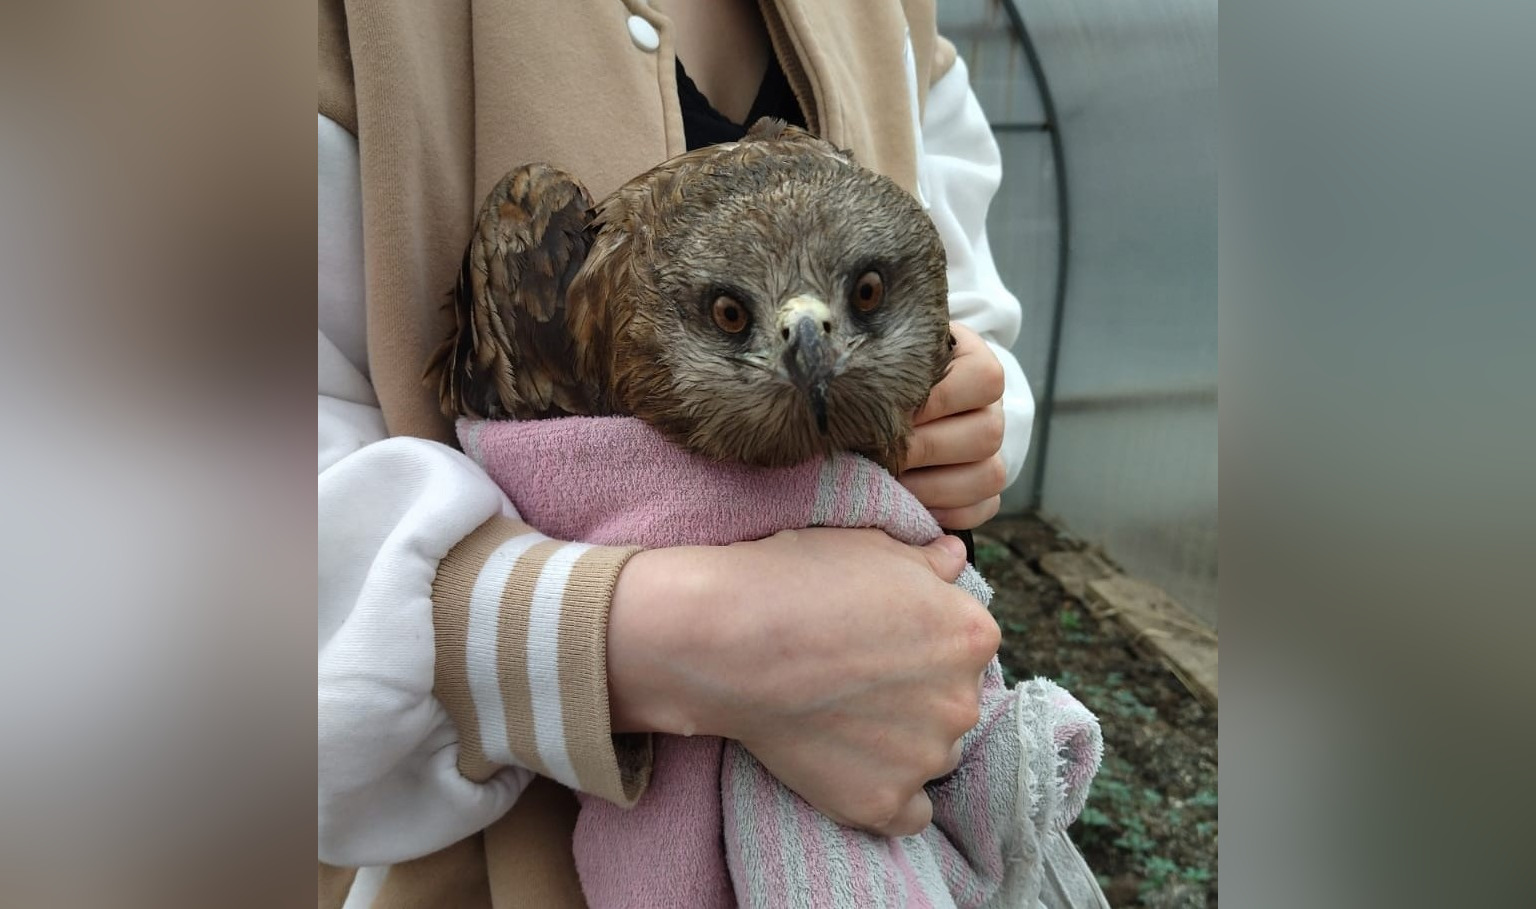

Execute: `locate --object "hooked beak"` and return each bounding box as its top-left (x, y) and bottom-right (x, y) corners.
top-left (778, 295), bottom-right (836, 434)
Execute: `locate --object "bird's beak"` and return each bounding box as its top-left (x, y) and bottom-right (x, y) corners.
top-left (778, 295), bottom-right (836, 434)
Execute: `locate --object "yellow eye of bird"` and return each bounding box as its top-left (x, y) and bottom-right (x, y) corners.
top-left (712, 295), bottom-right (750, 334)
top-left (853, 271), bottom-right (884, 312)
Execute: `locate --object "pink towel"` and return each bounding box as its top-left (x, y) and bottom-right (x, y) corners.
top-left (461, 416), bottom-right (1103, 909)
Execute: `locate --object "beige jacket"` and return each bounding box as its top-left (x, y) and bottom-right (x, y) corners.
top-left (317, 2), bottom-right (1032, 906)
top-left (320, 0), bottom-right (954, 445)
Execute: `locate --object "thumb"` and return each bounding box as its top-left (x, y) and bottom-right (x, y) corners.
top-left (878, 791), bottom-right (935, 838)
top-left (918, 535), bottom-right (967, 583)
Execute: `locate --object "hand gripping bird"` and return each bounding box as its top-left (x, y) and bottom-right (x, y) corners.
top-left (429, 119), bottom-right (954, 472)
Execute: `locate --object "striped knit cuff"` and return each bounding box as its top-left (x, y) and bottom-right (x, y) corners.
top-left (431, 515), bottom-right (652, 806)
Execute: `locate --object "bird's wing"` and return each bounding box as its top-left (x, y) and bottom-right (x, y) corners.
top-left (428, 164), bottom-right (608, 420)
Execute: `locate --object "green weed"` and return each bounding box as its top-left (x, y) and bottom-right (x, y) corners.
top-left (1078, 750), bottom-right (1218, 906)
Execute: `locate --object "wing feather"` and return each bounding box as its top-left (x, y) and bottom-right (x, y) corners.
top-left (427, 164), bottom-right (606, 420)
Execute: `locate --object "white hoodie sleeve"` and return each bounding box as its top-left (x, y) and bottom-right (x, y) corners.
top-left (317, 115), bottom-right (645, 868)
top-left (917, 55), bottom-right (1038, 488)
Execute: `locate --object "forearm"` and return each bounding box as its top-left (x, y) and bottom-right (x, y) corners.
top-left (606, 547), bottom-right (714, 736)
top-left (601, 527), bottom-right (996, 837)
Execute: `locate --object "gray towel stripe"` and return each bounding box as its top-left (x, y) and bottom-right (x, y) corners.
top-left (811, 458), bottom-right (839, 526)
top-left (861, 833), bottom-right (892, 907)
top-left (845, 827), bottom-right (888, 907)
top-left (773, 766), bottom-right (812, 907)
top-left (814, 810), bottom-right (856, 906)
top-left (727, 746), bottom-right (772, 909)
top-left (906, 834), bottom-right (951, 907)
top-left (846, 458), bottom-right (871, 525)
top-left (883, 838), bottom-right (910, 907)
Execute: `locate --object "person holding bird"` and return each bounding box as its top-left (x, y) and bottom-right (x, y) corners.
top-left (318, 1), bottom-right (1106, 906)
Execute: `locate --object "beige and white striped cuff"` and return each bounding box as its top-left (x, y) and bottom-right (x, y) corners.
top-left (432, 515), bottom-right (651, 806)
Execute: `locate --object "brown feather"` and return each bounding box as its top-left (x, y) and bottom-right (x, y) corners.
top-left (426, 164), bottom-right (606, 420)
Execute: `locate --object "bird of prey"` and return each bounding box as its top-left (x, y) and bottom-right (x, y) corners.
top-left (429, 118), bottom-right (954, 472)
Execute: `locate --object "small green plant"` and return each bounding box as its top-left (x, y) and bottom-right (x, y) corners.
top-left (974, 541), bottom-right (1010, 571)
top-left (1137, 855), bottom-right (1215, 902)
top-left (1114, 826), bottom-right (1156, 856)
top-left (1142, 855), bottom-right (1180, 885)
top-left (1077, 754), bottom-right (1216, 906)
top-left (1109, 688), bottom-right (1157, 722)
top-left (1078, 805), bottom-right (1113, 828)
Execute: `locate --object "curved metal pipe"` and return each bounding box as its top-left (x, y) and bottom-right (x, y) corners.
top-left (998, 0), bottom-right (1071, 508)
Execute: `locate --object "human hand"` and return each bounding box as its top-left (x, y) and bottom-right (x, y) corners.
top-left (607, 528), bottom-right (1000, 836)
top-left (900, 322), bottom-right (1008, 529)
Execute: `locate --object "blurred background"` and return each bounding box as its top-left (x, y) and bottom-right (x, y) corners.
top-left (939, 0), bottom-right (1218, 628)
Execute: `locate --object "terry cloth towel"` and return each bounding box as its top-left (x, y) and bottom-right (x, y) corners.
top-left (460, 416), bottom-right (1104, 909)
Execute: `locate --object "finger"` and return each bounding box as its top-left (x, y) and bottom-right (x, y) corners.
top-left (916, 535), bottom-right (967, 582)
top-left (903, 402), bottom-right (1005, 469)
top-left (900, 455), bottom-right (1008, 510)
top-left (949, 321), bottom-right (983, 350)
top-left (927, 495), bottom-right (1001, 530)
top-left (913, 326), bottom-right (1003, 425)
top-left (880, 791), bottom-right (934, 838)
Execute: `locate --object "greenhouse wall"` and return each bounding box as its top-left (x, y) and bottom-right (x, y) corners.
top-left (938, 0), bottom-right (1218, 626)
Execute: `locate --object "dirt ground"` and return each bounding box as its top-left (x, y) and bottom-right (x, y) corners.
top-left (976, 513), bottom-right (1218, 908)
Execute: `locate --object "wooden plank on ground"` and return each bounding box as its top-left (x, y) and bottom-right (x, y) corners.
top-left (1036, 550), bottom-right (1116, 599)
top-left (1086, 575), bottom-right (1218, 708)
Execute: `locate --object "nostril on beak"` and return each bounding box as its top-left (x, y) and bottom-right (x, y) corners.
top-left (777, 295), bottom-right (835, 345)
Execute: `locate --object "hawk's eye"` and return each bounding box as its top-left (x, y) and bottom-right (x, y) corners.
top-left (852, 271), bottom-right (884, 313)
top-left (712, 295), bottom-right (750, 334)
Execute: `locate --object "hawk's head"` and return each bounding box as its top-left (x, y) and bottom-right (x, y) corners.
top-left (591, 121), bottom-right (952, 470)
top-left (434, 120), bottom-right (953, 472)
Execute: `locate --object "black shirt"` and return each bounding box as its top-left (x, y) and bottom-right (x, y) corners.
top-left (676, 55), bottom-right (807, 150)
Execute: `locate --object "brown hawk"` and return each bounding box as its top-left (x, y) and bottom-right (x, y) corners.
top-left (429, 119), bottom-right (953, 472)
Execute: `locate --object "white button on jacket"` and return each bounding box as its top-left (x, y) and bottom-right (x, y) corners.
top-left (627, 15), bottom-right (659, 52)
